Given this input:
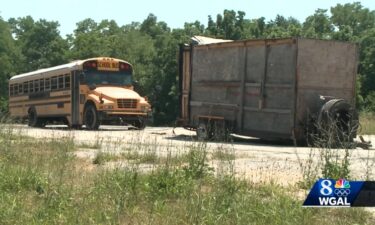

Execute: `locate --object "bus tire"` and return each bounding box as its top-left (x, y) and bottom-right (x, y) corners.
top-left (84, 104), bottom-right (100, 130)
top-left (28, 107), bottom-right (45, 128)
top-left (133, 118), bottom-right (146, 130)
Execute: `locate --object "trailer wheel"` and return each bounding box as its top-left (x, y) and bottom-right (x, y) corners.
top-left (196, 121), bottom-right (212, 141)
top-left (84, 104), bottom-right (100, 130)
top-left (316, 99), bottom-right (358, 147)
top-left (70, 124), bottom-right (83, 130)
top-left (213, 120), bottom-right (230, 141)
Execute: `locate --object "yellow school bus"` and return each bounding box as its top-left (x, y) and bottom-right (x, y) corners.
top-left (8, 57), bottom-right (151, 129)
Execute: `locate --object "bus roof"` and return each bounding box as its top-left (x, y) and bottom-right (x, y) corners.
top-left (10, 57), bottom-right (131, 81)
top-left (10, 61), bottom-right (81, 81)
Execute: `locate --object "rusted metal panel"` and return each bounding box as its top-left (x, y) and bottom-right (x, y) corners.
top-left (240, 40), bottom-right (297, 137)
top-left (188, 38), bottom-right (298, 138)
top-left (178, 45), bottom-right (192, 123)
top-left (189, 44), bottom-right (244, 125)
top-left (294, 39), bottom-right (358, 139)
top-left (180, 37), bottom-right (358, 142)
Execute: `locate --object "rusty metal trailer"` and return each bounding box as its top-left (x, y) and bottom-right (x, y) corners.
top-left (178, 38), bottom-right (359, 144)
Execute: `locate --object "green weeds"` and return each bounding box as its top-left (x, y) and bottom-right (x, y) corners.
top-left (0, 123), bottom-right (373, 224)
top-left (359, 111), bottom-right (375, 134)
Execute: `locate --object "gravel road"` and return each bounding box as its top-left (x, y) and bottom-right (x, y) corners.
top-left (8, 124), bottom-right (375, 186)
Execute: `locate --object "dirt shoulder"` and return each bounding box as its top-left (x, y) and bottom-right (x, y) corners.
top-left (10, 124), bottom-right (375, 186)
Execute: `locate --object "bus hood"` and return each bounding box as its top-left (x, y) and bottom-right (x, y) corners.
top-left (93, 86), bottom-right (141, 100)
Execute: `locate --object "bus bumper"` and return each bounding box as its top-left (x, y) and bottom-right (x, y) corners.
top-left (98, 110), bottom-right (152, 124)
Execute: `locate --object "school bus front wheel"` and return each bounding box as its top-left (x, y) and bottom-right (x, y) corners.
top-left (83, 103), bottom-right (100, 130)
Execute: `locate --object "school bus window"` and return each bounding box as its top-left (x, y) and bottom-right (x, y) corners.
top-left (34, 80), bottom-right (40, 92)
top-left (18, 84), bottom-right (23, 95)
top-left (23, 82), bottom-right (28, 94)
top-left (51, 77), bottom-right (57, 90)
top-left (10, 84), bottom-right (14, 96)
top-left (45, 78), bottom-right (50, 90)
top-left (40, 79), bottom-right (44, 92)
top-left (65, 74), bottom-right (70, 89)
top-left (29, 81), bottom-right (34, 93)
top-left (14, 84), bottom-right (19, 95)
top-left (58, 75), bottom-right (64, 89)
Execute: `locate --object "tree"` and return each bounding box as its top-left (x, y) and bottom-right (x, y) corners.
top-left (239, 17), bottom-right (266, 39)
top-left (139, 15), bottom-right (180, 124)
top-left (8, 16), bottom-right (68, 72)
top-left (0, 17), bottom-right (19, 112)
top-left (265, 15), bottom-right (301, 38)
top-left (68, 19), bottom-right (107, 59)
top-left (140, 14), bottom-right (170, 38)
top-left (358, 28), bottom-right (375, 97)
top-left (331, 2), bottom-right (375, 37)
top-left (206, 10), bottom-right (249, 40)
top-left (206, 15), bottom-right (217, 36)
top-left (115, 29), bottom-right (156, 94)
top-left (302, 9), bottom-right (333, 39)
top-left (183, 21), bottom-right (204, 37)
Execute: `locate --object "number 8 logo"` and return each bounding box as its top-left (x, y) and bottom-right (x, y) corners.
top-left (320, 179), bottom-right (333, 196)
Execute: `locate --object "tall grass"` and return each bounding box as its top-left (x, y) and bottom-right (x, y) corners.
top-left (297, 113), bottom-right (355, 189)
top-left (0, 122), bottom-right (372, 224)
top-left (359, 111), bottom-right (375, 134)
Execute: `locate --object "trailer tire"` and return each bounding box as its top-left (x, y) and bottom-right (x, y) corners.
top-left (70, 124), bottom-right (83, 130)
top-left (196, 121), bottom-right (212, 141)
top-left (213, 120), bottom-right (231, 141)
top-left (316, 99), bottom-right (358, 147)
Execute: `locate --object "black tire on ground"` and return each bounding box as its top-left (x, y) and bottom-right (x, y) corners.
top-left (196, 120), bottom-right (212, 141)
top-left (316, 99), bottom-right (358, 147)
top-left (28, 107), bottom-right (45, 128)
top-left (84, 104), bottom-right (100, 130)
top-left (213, 120), bottom-right (231, 141)
top-left (70, 124), bottom-right (83, 130)
top-left (133, 118), bottom-right (146, 130)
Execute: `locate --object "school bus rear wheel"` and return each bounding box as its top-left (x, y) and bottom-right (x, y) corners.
top-left (27, 107), bottom-right (46, 128)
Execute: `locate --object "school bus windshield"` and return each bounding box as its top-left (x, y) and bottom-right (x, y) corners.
top-left (82, 71), bottom-right (132, 86)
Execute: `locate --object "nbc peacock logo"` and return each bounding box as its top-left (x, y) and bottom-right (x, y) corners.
top-left (335, 179), bottom-right (351, 189)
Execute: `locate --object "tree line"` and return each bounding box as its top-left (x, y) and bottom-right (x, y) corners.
top-left (1, 2), bottom-right (375, 124)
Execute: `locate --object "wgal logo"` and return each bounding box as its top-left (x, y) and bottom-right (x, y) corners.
top-left (319, 179), bottom-right (351, 206)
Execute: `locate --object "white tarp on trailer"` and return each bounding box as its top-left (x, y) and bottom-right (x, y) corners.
top-left (191, 36), bottom-right (232, 45)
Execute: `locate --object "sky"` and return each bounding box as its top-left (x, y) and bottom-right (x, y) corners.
top-left (1, 0), bottom-right (375, 36)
